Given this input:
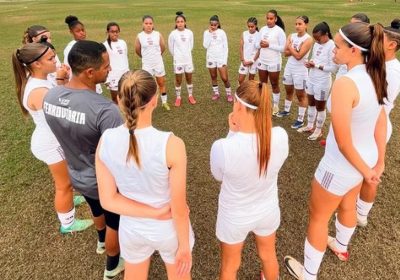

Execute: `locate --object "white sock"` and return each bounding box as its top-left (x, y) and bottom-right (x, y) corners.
top-left (316, 110), bottom-right (326, 130)
top-left (273, 92), bottom-right (281, 106)
top-left (212, 85), bottom-right (219, 95)
top-left (303, 238), bottom-right (324, 280)
top-left (356, 196), bottom-right (374, 220)
top-left (175, 86), bottom-right (181, 97)
top-left (225, 87), bottom-right (232, 96)
top-left (161, 93), bottom-right (167, 104)
top-left (284, 100), bottom-right (292, 112)
top-left (58, 208), bottom-right (75, 229)
top-left (298, 106), bottom-right (307, 122)
top-left (307, 106), bottom-right (316, 128)
top-left (187, 84), bottom-right (193, 96)
top-left (335, 218), bottom-right (356, 252)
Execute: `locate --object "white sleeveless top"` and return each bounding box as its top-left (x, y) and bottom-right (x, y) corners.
top-left (384, 58), bottom-right (400, 141)
top-left (210, 127), bottom-right (289, 225)
top-left (100, 125), bottom-right (182, 239)
top-left (103, 39), bottom-right (129, 79)
top-left (321, 64), bottom-right (381, 176)
top-left (257, 25), bottom-right (286, 65)
top-left (138, 31), bottom-right (163, 66)
top-left (168, 28), bottom-right (194, 65)
top-left (242, 30), bottom-right (259, 61)
top-left (286, 32), bottom-right (311, 67)
top-left (23, 77), bottom-right (60, 155)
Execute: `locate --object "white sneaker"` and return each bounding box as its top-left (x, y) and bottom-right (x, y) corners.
top-left (297, 126), bottom-right (313, 133)
top-left (272, 105), bottom-right (279, 116)
top-left (96, 241), bottom-right (106, 254)
top-left (327, 236), bottom-right (349, 261)
top-left (103, 257), bottom-right (125, 279)
top-left (308, 130), bottom-right (323, 141)
top-left (357, 213), bottom-right (368, 227)
top-left (284, 256), bottom-right (304, 280)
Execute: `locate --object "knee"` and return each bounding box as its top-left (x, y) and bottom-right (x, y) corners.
top-left (54, 182), bottom-right (73, 194)
top-left (221, 259), bottom-right (241, 276)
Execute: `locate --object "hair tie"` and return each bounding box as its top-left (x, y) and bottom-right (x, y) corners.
top-left (129, 129), bottom-right (135, 135)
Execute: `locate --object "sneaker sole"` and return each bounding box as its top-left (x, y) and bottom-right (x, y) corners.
top-left (284, 257), bottom-right (301, 280)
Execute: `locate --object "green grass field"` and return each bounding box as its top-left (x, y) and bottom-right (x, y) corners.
top-left (0, 0), bottom-right (399, 279)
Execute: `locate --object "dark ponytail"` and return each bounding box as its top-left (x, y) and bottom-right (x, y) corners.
top-left (106, 22), bottom-right (120, 50)
top-left (247, 17), bottom-right (258, 32)
top-left (175, 11), bottom-right (187, 29)
top-left (65, 15), bottom-right (83, 30)
top-left (210, 15), bottom-right (221, 29)
top-left (313, 22), bottom-right (332, 40)
top-left (268, 9), bottom-right (285, 31)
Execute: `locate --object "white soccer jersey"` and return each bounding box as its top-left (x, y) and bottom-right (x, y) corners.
top-left (257, 25), bottom-right (286, 65)
top-left (203, 29), bottom-right (228, 64)
top-left (103, 39), bottom-right (129, 79)
top-left (286, 33), bottom-right (312, 67)
top-left (168, 28), bottom-right (194, 66)
top-left (242, 30), bottom-right (259, 61)
top-left (138, 31), bottom-right (163, 66)
top-left (63, 40), bottom-right (76, 66)
top-left (308, 40), bottom-right (337, 84)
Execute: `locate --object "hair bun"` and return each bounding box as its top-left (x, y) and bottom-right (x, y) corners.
top-left (65, 15), bottom-right (78, 25)
top-left (391, 19), bottom-right (400, 30)
top-left (176, 11), bottom-right (184, 16)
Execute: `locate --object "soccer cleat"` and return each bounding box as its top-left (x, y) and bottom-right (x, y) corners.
top-left (357, 214), bottom-right (368, 227)
top-left (327, 236), bottom-right (349, 262)
top-left (291, 121), bottom-right (304, 129)
top-left (227, 95), bottom-right (234, 103)
top-left (188, 95), bottom-right (197, 105)
top-left (174, 97), bottom-right (182, 107)
top-left (60, 219), bottom-right (94, 234)
top-left (103, 258), bottom-right (125, 280)
top-left (97, 241), bottom-right (106, 254)
top-left (297, 126), bottom-right (314, 133)
top-left (272, 105), bottom-right (280, 116)
top-left (162, 102), bottom-right (171, 111)
top-left (276, 111), bottom-right (290, 118)
top-left (212, 93), bottom-right (220, 101)
top-left (73, 195), bottom-right (86, 207)
top-left (284, 256), bottom-right (304, 280)
top-left (308, 130), bottom-right (323, 141)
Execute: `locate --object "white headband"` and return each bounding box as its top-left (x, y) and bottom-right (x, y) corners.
top-left (235, 93), bottom-right (258, 110)
top-left (339, 28), bottom-right (369, 52)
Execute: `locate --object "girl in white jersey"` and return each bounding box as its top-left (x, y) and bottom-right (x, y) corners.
top-left (203, 15), bottom-right (233, 102)
top-left (211, 81), bottom-right (289, 280)
top-left (103, 22), bottom-right (129, 104)
top-left (298, 22), bottom-right (337, 141)
top-left (22, 25), bottom-right (64, 87)
top-left (135, 15), bottom-right (170, 111)
top-left (168, 11), bottom-right (197, 107)
top-left (284, 22), bottom-right (388, 280)
top-left (257, 10), bottom-right (286, 115)
top-left (11, 43), bottom-right (93, 234)
top-left (278, 16), bottom-right (313, 130)
top-left (357, 19), bottom-right (400, 227)
top-left (96, 70), bottom-right (194, 280)
top-left (237, 17), bottom-right (260, 85)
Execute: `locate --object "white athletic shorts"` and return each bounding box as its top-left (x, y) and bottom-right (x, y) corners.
top-left (306, 81), bottom-right (331, 101)
top-left (206, 60), bottom-right (226, 68)
top-left (174, 63), bottom-right (194, 74)
top-left (314, 162), bottom-right (363, 196)
top-left (106, 71), bottom-right (127, 91)
top-left (238, 61), bottom-right (258, 75)
top-left (119, 223), bottom-right (195, 264)
top-left (142, 63), bottom-right (165, 77)
top-left (283, 66), bottom-right (308, 90)
top-left (257, 62), bottom-right (281, 72)
top-left (216, 208), bottom-right (280, 244)
top-left (31, 129), bottom-right (65, 165)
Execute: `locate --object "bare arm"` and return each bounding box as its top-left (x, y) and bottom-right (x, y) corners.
top-left (159, 33), bottom-right (166, 54)
top-left (167, 135), bottom-right (192, 277)
top-left (288, 37), bottom-right (313, 60)
top-left (373, 108), bottom-right (387, 177)
top-left (96, 139), bottom-right (170, 218)
top-left (135, 36), bottom-right (142, 58)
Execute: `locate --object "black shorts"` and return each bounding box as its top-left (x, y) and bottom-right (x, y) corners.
top-left (83, 195), bottom-right (120, 230)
